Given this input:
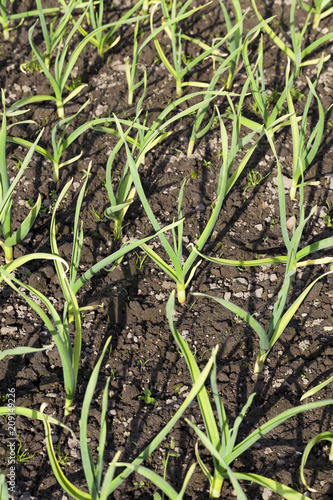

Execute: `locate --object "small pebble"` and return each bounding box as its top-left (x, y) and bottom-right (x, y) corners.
top-left (286, 216), bottom-right (295, 230)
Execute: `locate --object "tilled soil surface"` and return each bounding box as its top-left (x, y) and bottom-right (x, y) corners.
top-left (0, 1), bottom-right (333, 499)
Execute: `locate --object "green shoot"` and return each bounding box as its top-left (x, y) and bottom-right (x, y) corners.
top-left (94, 89), bottom-right (230, 242)
top-left (242, 169), bottom-right (270, 195)
top-left (0, 263), bottom-right (80, 416)
top-left (166, 291), bottom-right (333, 497)
top-left (186, 24), bottom-right (248, 156)
top-left (0, 0), bottom-right (65, 40)
top-left (285, 57), bottom-right (325, 199)
top-left (138, 387), bottom-right (158, 405)
top-left (7, 98), bottom-right (91, 182)
top-left (0, 90), bottom-right (42, 263)
top-left (193, 156), bottom-right (333, 372)
top-left (218, 0), bottom-right (245, 90)
top-left (113, 79), bottom-right (269, 304)
top-left (15, 4), bottom-right (143, 118)
top-left (63, 0), bottom-right (147, 57)
top-left (15, 436), bottom-right (35, 463)
top-left (125, 20), bottom-right (145, 106)
top-left (39, 336), bottom-right (216, 499)
top-left (251, 0), bottom-right (332, 72)
top-left (298, 0), bottom-right (333, 29)
top-left (150, 0), bottom-right (232, 97)
top-left (125, 0), bottom-right (214, 104)
top-left (187, 352), bottom-right (333, 498)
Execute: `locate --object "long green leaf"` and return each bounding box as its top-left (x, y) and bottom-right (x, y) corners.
top-left (269, 270), bottom-right (333, 348)
top-left (0, 345), bottom-right (53, 362)
top-left (186, 418), bottom-right (247, 499)
top-left (229, 472), bottom-right (308, 499)
top-left (189, 244), bottom-right (288, 267)
top-left (1, 252), bottom-right (68, 279)
top-left (301, 372), bottom-right (333, 401)
top-left (113, 116), bottom-right (182, 275)
top-left (80, 337), bottom-right (112, 496)
top-left (40, 404), bottom-right (91, 500)
top-left (116, 463), bottom-right (180, 500)
top-left (0, 268), bottom-right (75, 409)
top-left (166, 291), bottom-right (222, 481)
top-left (227, 399), bottom-right (333, 464)
top-left (0, 405), bottom-right (73, 432)
top-left (72, 219), bottom-right (183, 294)
top-left (193, 293), bottom-right (269, 351)
top-left (300, 432), bottom-right (333, 492)
top-left (107, 344), bottom-right (216, 494)
top-left (4, 193), bottom-right (41, 247)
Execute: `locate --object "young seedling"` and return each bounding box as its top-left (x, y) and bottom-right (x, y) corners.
top-left (236, 30), bottom-right (297, 139)
top-left (15, 3), bottom-right (144, 118)
top-left (218, 0), bottom-right (245, 90)
top-left (38, 336), bottom-right (216, 499)
top-left (0, 0), bottom-right (64, 40)
top-left (297, 0), bottom-right (333, 30)
top-left (228, 27), bottom-right (327, 202)
top-left (251, 0), bottom-right (332, 73)
top-left (138, 387), bottom-right (157, 405)
top-left (0, 90), bottom-right (42, 263)
top-left (285, 57), bottom-right (326, 199)
top-left (126, 0), bottom-right (223, 104)
top-left (166, 291), bottom-right (333, 497)
top-left (150, 0), bottom-right (230, 97)
top-left (220, 21), bottom-right (302, 170)
top-left (242, 169), bottom-right (270, 195)
top-left (103, 81), bottom-right (148, 240)
top-left (193, 154), bottom-right (333, 372)
top-left (7, 98), bottom-right (91, 183)
top-left (113, 73), bottom-right (290, 304)
top-left (186, 20), bottom-right (251, 156)
top-left (66, 0), bottom-right (147, 57)
top-left (15, 436), bottom-right (35, 463)
top-left (125, 20), bottom-right (146, 106)
top-left (166, 291), bottom-right (333, 498)
top-left (29, 0), bottom-right (86, 70)
top-left (186, 9), bottom-right (276, 156)
top-left (0, 260), bottom-right (82, 416)
top-left (95, 88), bottom-right (228, 241)
top-left (188, 354), bottom-right (333, 498)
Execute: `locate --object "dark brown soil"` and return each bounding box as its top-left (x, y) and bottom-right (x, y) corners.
top-left (0, 1), bottom-right (333, 499)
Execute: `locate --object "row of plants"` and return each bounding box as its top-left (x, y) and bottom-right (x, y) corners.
top-left (0, 0), bottom-right (333, 498)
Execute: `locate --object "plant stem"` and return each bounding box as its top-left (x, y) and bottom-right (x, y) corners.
top-left (0, 241), bottom-right (13, 263)
top-left (176, 78), bottom-right (183, 97)
top-left (113, 219), bottom-right (122, 241)
top-left (210, 475), bottom-right (224, 498)
top-left (313, 13), bottom-right (320, 30)
top-left (253, 350), bottom-right (266, 374)
top-left (57, 102), bottom-right (65, 119)
top-left (177, 282), bottom-right (186, 305)
top-left (2, 25), bottom-right (9, 40)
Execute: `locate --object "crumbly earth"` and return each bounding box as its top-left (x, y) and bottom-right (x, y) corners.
top-left (0, 1), bottom-right (333, 499)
